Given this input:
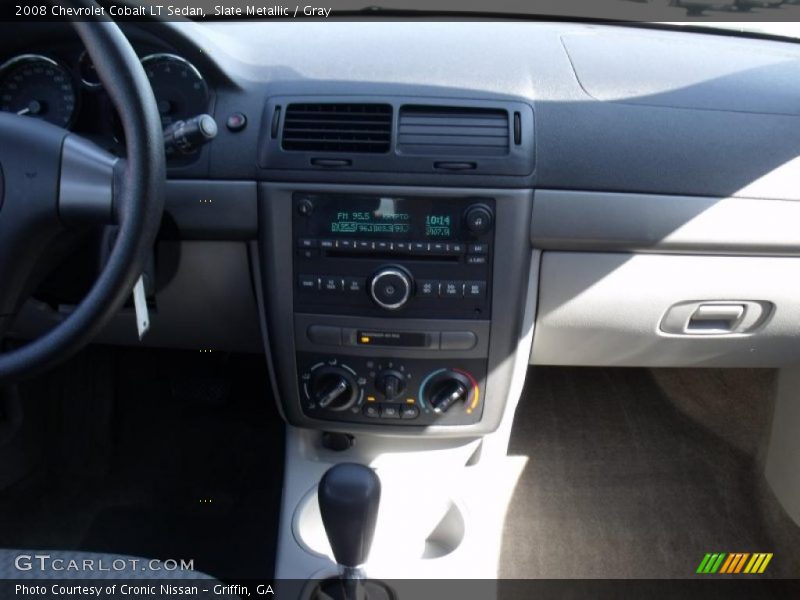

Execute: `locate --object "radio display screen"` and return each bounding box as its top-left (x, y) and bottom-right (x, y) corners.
top-left (296, 193), bottom-right (466, 240)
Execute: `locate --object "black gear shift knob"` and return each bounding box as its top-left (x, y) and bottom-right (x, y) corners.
top-left (318, 463), bottom-right (381, 568)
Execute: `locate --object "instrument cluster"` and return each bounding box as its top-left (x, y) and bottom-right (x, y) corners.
top-left (0, 47), bottom-right (210, 144)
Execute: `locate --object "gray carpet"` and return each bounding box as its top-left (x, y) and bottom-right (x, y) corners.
top-left (500, 367), bottom-right (800, 579)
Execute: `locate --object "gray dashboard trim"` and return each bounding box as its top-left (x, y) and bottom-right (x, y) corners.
top-left (164, 180), bottom-right (257, 240)
top-left (532, 190), bottom-right (800, 255)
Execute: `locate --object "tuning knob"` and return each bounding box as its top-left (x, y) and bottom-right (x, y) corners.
top-left (309, 366), bottom-right (358, 411)
top-left (422, 370), bottom-right (474, 414)
top-left (375, 369), bottom-right (406, 400)
top-left (464, 203), bottom-right (494, 235)
top-left (369, 267), bottom-right (412, 310)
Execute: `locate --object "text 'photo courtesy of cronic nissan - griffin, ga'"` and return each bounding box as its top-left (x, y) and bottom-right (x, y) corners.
top-left (0, 1), bottom-right (800, 599)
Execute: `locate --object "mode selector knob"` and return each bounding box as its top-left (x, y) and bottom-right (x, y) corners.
top-left (375, 369), bottom-right (406, 400)
top-left (309, 366), bottom-right (358, 412)
top-left (369, 267), bottom-right (412, 311)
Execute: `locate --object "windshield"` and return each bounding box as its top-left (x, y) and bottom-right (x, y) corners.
top-left (700, 22), bottom-right (800, 39)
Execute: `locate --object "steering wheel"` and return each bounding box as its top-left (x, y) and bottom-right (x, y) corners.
top-left (0, 5), bottom-right (165, 383)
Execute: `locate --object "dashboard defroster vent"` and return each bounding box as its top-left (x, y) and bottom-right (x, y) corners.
top-left (398, 105), bottom-right (510, 156)
top-left (281, 103), bottom-right (392, 153)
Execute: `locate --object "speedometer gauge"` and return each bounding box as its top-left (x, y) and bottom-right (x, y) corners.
top-left (0, 54), bottom-right (77, 128)
top-left (141, 53), bottom-right (208, 127)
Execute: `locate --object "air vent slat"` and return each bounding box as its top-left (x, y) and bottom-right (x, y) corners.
top-left (399, 125), bottom-right (507, 137)
top-left (284, 130), bottom-right (391, 138)
top-left (285, 121), bottom-right (391, 129)
top-left (398, 135), bottom-right (508, 147)
top-left (285, 118), bottom-right (392, 125)
top-left (282, 137), bottom-right (390, 145)
top-left (399, 116), bottom-right (507, 128)
top-left (398, 105), bottom-right (510, 157)
top-left (281, 103), bottom-right (392, 153)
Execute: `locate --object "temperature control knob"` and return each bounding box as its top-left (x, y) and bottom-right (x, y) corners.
top-left (421, 370), bottom-right (474, 414)
top-left (369, 267), bottom-right (412, 310)
top-left (309, 366), bottom-right (358, 412)
top-left (431, 381), bottom-right (468, 414)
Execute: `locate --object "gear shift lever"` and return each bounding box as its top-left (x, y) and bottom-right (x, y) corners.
top-left (318, 463), bottom-right (381, 573)
top-left (315, 464), bottom-right (391, 600)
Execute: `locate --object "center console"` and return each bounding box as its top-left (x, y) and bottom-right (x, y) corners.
top-left (257, 159), bottom-right (536, 592)
top-left (255, 88), bottom-right (536, 592)
top-left (293, 192), bottom-right (493, 426)
top-left (258, 183), bottom-right (533, 436)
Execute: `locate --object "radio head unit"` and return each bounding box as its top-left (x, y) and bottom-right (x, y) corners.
top-left (293, 192), bottom-right (494, 320)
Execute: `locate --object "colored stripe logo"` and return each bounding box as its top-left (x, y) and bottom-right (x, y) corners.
top-left (696, 553), bottom-right (772, 574)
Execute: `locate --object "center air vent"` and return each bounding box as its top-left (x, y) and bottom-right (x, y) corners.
top-left (281, 103), bottom-right (392, 153)
top-left (398, 105), bottom-right (510, 156)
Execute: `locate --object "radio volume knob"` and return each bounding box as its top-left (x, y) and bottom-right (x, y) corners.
top-left (369, 267), bottom-right (412, 310)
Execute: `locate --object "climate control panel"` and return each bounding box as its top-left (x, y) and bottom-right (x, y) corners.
top-left (297, 353), bottom-right (486, 426)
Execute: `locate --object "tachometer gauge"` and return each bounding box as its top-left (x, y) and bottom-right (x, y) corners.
top-left (141, 53), bottom-right (208, 127)
top-left (0, 54), bottom-right (77, 128)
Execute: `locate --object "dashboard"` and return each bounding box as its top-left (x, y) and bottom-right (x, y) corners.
top-left (6, 19), bottom-right (800, 435)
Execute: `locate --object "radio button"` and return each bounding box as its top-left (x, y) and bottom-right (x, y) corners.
top-left (356, 240), bottom-right (373, 251)
top-left (375, 241), bottom-right (392, 252)
top-left (395, 241), bottom-right (410, 253)
top-left (344, 277), bottom-right (365, 293)
top-left (466, 255), bottom-right (487, 265)
top-left (336, 239), bottom-right (355, 250)
top-left (465, 281), bottom-right (487, 298)
top-left (418, 280), bottom-right (438, 297)
top-left (297, 238), bottom-right (318, 249)
top-left (297, 248), bottom-right (319, 259)
top-left (321, 276), bottom-right (344, 292)
top-left (298, 274), bottom-right (319, 291)
top-left (320, 239), bottom-right (335, 250)
top-left (431, 242), bottom-right (447, 254)
top-left (296, 198), bottom-right (314, 216)
top-left (411, 242), bottom-right (428, 254)
top-left (441, 281), bottom-right (464, 298)
top-left (448, 243), bottom-right (465, 254)
top-left (468, 243), bottom-right (488, 255)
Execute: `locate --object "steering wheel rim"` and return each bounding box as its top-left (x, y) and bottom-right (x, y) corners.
top-left (0, 6), bottom-right (165, 383)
